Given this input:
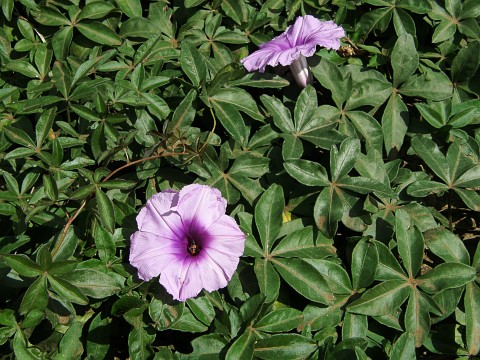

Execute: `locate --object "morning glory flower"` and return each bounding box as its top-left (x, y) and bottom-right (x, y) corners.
top-left (129, 184), bottom-right (245, 301)
top-left (241, 15), bottom-right (345, 87)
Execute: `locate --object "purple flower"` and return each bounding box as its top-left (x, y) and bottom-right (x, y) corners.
top-left (129, 184), bottom-right (245, 301)
top-left (241, 15), bottom-right (345, 87)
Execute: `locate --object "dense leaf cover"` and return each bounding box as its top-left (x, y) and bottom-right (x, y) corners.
top-left (0, 0), bottom-right (479, 358)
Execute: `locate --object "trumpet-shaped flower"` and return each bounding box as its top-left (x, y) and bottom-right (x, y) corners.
top-left (241, 15), bottom-right (345, 87)
top-left (129, 184), bottom-right (245, 301)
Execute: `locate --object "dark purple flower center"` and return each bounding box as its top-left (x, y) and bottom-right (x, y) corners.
top-left (186, 234), bottom-right (202, 256)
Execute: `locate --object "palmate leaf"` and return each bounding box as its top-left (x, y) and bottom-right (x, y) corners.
top-left (347, 280), bottom-right (410, 316)
top-left (254, 308), bottom-right (303, 333)
top-left (405, 288), bottom-right (431, 347)
top-left (254, 258), bottom-right (280, 303)
top-left (273, 258), bottom-right (334, 305)
top-left (351, 238), bottom-right (378, 290)
top-left (395, 209), bottom-right (424, 278)
top-left (254, 184), bottom-right (283, 253)
top-left (417, 263), bottom-right (476, 294)
top-left (465, 282), bottom-right (480, 355)
top-left (253, 334), bottom-right (317, 360)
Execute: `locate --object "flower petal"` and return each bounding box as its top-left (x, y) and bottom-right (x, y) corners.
top-left (177, 184), bottom-right (227, 233)
top-left (241, 15), bottom-right (345, 73)
top-left (136, 190), bottom-right (183, 238)
top-left (202, 215), bottom-right (245, 256)
top-left (294, 17), bottom-right (345, 50)
top-left (129, 231), bottom-right (186, 281)
top-left (160, 256), bottom-right (204, 301)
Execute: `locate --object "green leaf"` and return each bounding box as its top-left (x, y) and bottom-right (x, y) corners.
top-left (99, 179), bottom-right (137, 190)
top-left (2, 254), bottom-right (43, 277)
top-left (390, 332), bottom-right (416, 359)
top-left (346, 111), bottom-right (383, 152)
top-left (407, 179), bottom-right (449, 197)
top-left (254, 258), bottom-right (280, 303)
top-left (255, 184), bottom-right (284, 252)
top-left (95, 188), bottom-right (115, 234)
top-left (47, 275), bottom-right (89, 305)
top-left (221, 0), bottom-right (247, 25)
top-left (141, 93), bottom-right (170, 119)
top-left (411, 136), bottom-right (450, 184)
top-left (351, 238), bottom-right (378, 290)
top-left (254, 334), bottom-right (317, 360)
top-left (62, 268), bottom-right (121, 298)
top-left (19, 276), bottom-right (48, 315)
top-left (76, 21), bottom-right (122, 46)
top-left (454, 188), bottom-right (480, 211)
top-left (337, 176), bottom-right (395, 198)
top-left (418, 263), bottom-right (476, 294)
top-left (405, 289), bottom-right (430, 347)
top-left (415, 102), bottom-right (445, 128)
top-left (34, 43), bottom-right (52, 78)
top-left (230, 73), bottom-right (289, 88)
top-left (260, 95), bottom-right (294, 133)
top-left (78, 2), bottom-right (115, 20)
top-left (210, 88), bottom-right (263, 121)
top-left (284, 159), bottom-right (330, 187)
top-left (225, 330), bottom-right (255, 360)
top-left (424, 228), bottom-right (470, 264)
top-left (395, 209), bottom-right (424, 278)
top-left (391, 33), bottom-right (418, 87)
top-left (294, 85), bottom-right (317, 131)
top-left (43, 174), bottom-right (59, 201)
top-left (211, 100), bottom-right (249, 145)
top-left (167, 89), bottom-right (197, 133)
top-left (52, 26), bottom-right (74, 60)
top-left (115, 0), bottom-right (142, 18)
top-left (454, 165), bottom-right (480, 188)
top-left (313, 186), bottom-right (343, 238)
top-left (180, 43), bottom-right (206, 88)
top-left (128, 327), bottom-right (155, 360)
top-left (304, 259), bottom-right (352, 295)
top-left (33, 6), bottom-right (70, 26)
top-left (4, 126), bottom-right (35, 149)
top-left (149, 298), bottom-right (184, 330)
top-left (311, 58), bottom-right (349, 107)
top-left (120, 18), bottom-right (157, 38)
top-left (451, 42), bottom-right (480, 82)
top-left (347, 280), bottom-right (410, 316)
top-left (86, 312), bottom-right (111, 359)
top-left (186, 296), bottom-right (215, 326)
top-left (271, 227), bottom-right (335, 259)
top-left (374, 240), bottom-right (407, 280)
top-left (35, 107), bottom-right (56, 147)
top-left (71, 51), bottom-right (115, 86)
top-left (55, 321), bottom-right (84, 360)
top-left (432, 19), bottom-right (456, 43)
top-left (273, 258), bottom-right (334, 305)
top-left (465, 282), bottom-right (480, 356)
top-left (400, 70), bottom-right (453, 101)
top-left (254, 308), bottom-right (303, 333)
top-left (330, 138), bottom-right (360, 181)
top-left (382, 92), bottom-right (408, 158)
top-left (393, 7), bottom-right (416, 37)
top-left (342, 312), bottom-right (367, 340)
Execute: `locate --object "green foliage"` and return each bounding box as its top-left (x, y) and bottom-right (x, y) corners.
top-left (0, 0), bottom-right (479, 358)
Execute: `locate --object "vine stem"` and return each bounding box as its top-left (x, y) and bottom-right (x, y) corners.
top-left (51, 150), bottom-right (188, 258)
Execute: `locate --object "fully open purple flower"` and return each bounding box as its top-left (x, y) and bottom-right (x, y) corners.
top-left (129, 184), bottom-right (245, 301)
top-left (241, 15), bottom-right (345, 87)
